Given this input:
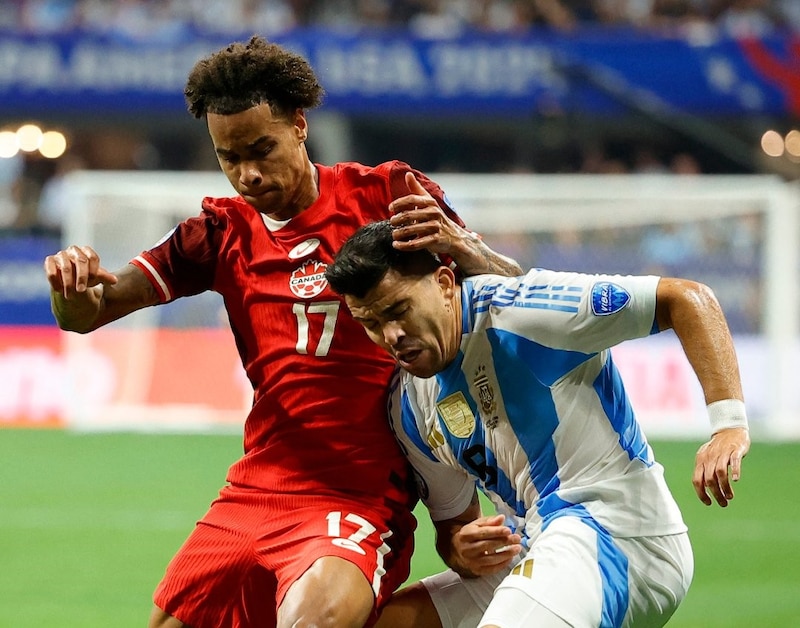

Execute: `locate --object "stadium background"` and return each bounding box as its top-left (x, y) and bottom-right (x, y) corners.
top-left (1, 1), bottom-right (800, 626)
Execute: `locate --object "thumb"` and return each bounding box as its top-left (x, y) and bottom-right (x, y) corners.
top-left (481, 514), bottom-right (506, 526)
top-left (405, 171), bottom-right (426, 195)
top-left (94, 269), bottom-right (119, 287)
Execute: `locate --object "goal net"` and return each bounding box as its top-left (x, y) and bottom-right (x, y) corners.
top-left (58, 170), bottom-right (800, 438)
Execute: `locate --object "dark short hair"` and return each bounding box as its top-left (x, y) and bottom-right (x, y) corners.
top-left (184, 35), bottom-right (324, 119)
top-left (326, 220), bottom-right (441, 299)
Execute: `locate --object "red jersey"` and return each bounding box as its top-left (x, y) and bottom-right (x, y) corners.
top-left (131, 161), bottom-right (465, 507)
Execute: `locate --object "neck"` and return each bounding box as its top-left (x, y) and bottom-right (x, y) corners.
top-left (266, 161), bottom-right (318, 222)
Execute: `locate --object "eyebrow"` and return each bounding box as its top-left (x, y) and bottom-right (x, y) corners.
top-left (380, 299), bottom-right (407, 318)
top-left (351, 298), bottom-right (405, 324)
top-left (215, 135), bottom-right (270, 156)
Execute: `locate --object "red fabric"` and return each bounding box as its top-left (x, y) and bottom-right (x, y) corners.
top-left (134, 161), bottom-right (463, 624)
top-left (153, 486), bottom-right (416, 628)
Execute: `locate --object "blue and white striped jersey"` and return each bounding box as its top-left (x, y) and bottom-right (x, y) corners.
top-left (389, 268), bottom-right (687, 544)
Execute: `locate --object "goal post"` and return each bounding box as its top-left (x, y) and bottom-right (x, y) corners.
top-left (57, 170), bottom-right (800, 438)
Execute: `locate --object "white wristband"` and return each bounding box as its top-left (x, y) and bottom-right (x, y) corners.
top-left (707, 399), bottom-right (748, 434)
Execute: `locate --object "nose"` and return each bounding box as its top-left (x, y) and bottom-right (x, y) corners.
top-left (382, 321), bottom-right (404, 347)
top-left (239, 161), bottom-right (263, 187)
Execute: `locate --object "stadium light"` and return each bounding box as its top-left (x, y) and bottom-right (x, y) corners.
top-left (784, 130), bottom-right (800, 158)
top-left (40, 131), bottom-right (67, 159)
top-left (16, 124), bottom-right (44, 152)
top-left (0, 124), bottom-right (69, 158)
top-left (0, 130), bottom-right (19, 158)
top-left (760, 129), bottom-right (784, 157)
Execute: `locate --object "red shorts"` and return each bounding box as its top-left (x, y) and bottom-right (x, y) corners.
top-left (153, 485), bottom-right (416, 628)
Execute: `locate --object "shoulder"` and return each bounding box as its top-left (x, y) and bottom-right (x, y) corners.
top-left (329, 160), bottom-right (412, 183)
top-left (200, 195), bottom-right (252, 220)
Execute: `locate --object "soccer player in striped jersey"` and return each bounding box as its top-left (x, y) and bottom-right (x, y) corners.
top-left (326, 220), bottom-right (751, 628)
top-left (42, 37), bottom-right (521, 628)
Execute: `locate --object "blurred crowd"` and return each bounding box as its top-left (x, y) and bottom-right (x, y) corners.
top-left (0, 0), bottom-right (777, 334)
top-left (0, 0), bottom-right (798, 39)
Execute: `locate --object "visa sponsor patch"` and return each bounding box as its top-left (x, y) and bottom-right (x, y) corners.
top-left (591, 281), bottom-right (630, 316)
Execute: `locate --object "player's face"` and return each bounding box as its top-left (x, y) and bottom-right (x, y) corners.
top-left (207, 103), bottom-right (316, 220)
top-left (345, 267), bottom-right (461, 378)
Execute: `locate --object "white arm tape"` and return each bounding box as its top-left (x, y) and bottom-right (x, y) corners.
top-left (707, 399), bottom-right (748, 434)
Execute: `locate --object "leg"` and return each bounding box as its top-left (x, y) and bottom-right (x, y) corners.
top-left (376, 582), bottom-right (442, 628)
top-left (615, 532), bottom-right (693, 627)
top-left (277, 556), bottom-right (374, 628)
top-left (263, 498), bottom-right (416, 627)
top-left (478, 588), bottom-right (570, 628)
top-left (381, 568), bottom-right (502, 628)
top-left (152, 488), bottom-right (266, 628)
top-left (490, 514), bottom-right (627, 627)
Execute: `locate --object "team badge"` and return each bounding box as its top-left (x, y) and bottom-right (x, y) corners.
top-left (289, 260), bottom-right (328, 299)
top-left (591, 282), bottom-right (630, 316)
top-left (474, 365), bottom-right (499, 430)
top-left (288, 238), bottom-right (321, 259)
top-left (436, 392), bottom-right (475, 438)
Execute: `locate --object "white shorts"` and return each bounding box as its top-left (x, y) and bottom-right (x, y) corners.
top-left (422, 515), bottom-right (693, 628)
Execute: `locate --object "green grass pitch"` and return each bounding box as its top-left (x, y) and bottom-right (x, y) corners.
top-left (1, 429), bottom-right (798, 627)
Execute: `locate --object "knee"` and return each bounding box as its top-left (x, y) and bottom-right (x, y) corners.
top-left (278, 557), bottom-right (374, 628)
top-left (279, 590), bottom-right (373, 628)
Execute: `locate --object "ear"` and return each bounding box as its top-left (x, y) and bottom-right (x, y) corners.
top-left (435, 266), bottom-right (457, 300)
top-left (293, 109), bottom-right (308, 142)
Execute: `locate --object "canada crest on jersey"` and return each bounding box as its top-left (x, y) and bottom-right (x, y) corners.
top-left (289, 260), bottom-right (328, 299)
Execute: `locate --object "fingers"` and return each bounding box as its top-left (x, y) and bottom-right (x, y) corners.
top-left (44, 245), bottom-right (116, 298)
top-left (693, 453), bottom-right (731, 507)
top-left (389, 198), bottom-right (440, 223)
top-left (692, 463), bottom-right (713, 506)
top-left (405, 171), bottom-right (426, 195)
top-left (389, 172), bottom-right (436, 217)
top-left (729, 447), bottom-right (744, 482)
top-left (389, 204), bottom-right (457, 254)
top-left (693, 429), bottom-right (750, 507)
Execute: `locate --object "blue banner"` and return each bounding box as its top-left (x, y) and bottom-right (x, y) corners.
top-left (0, 28), bottom-right (798, 116)
top-left (0, 233), bottom-right (59, 326)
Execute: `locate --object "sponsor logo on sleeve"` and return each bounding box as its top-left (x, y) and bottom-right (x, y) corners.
top-left (591, 282), bottom-right (631, 316)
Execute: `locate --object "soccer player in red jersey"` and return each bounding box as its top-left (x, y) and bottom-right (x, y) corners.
top-left (43, 36), bottom-right (521, 628)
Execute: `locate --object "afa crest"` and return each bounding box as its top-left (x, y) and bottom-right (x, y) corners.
top-left (436, 392), bottom-right (475, 438)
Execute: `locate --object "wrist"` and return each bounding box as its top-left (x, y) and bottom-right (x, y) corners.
top-left (708, 399), bottom-right (748, 435)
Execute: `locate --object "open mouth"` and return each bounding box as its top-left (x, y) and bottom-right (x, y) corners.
top-left (396, 349), bottom-right (421, 368)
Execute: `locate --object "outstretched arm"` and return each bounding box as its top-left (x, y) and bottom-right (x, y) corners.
top-left (389, 172), bottom-right (523, 277)
top-left (655, 277), bottom-right (750, 507)
top-left (44, 245), bottom-right (158, 333)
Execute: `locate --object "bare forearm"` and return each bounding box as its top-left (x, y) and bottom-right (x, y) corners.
top-left (433, 493), bottom-right (483, 577)
top-left (657, 278), bottom-right (743, 404)
top-left (450, 231), bottom-right (523, 277)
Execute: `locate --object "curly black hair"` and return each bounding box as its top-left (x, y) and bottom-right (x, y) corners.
top-left (184, 35), bottom-right (324, 119)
